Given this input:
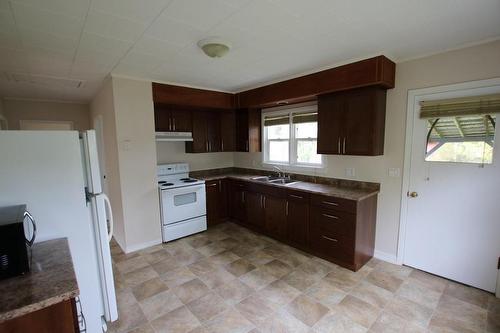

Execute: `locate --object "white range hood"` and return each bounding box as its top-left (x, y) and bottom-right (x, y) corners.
top-left (155, 132), bottom-right (193, 142)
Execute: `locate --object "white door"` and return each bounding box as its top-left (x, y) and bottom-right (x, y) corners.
top-left (404, 87), bottom-right (500, 293)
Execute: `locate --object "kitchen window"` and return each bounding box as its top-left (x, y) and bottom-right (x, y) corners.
top-left (263, 104), bottom-right (323, 167)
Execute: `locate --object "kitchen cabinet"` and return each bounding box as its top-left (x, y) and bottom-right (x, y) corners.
top-left (245, 191), bottom-right (265, 230)
top-left (154, 104), bottom-right (192, 132)
top-left (286, 190), bottom-right (310, 248)
top-left (235, 108), bottom-right (261, 152)
top-left (219, 110), bottom-right (236, 152)
top-left (205, 179), bottom-right (228, 226)
top-left (229, 181), bottom-right (247, 223)
top-left (317, 86), bottom-right (386, 156)
top-left (264, 194), bottom-right (287, 239)
top-left (186, 110), bottom-right (221, 153)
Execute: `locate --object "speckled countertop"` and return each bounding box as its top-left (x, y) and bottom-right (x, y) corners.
top-left (193, 170), bottom-right (379, 201)
top-left (0, 238), bottom-right (79, 323)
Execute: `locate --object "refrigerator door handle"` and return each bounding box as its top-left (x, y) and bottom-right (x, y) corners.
top-left (102, 194), bottom-right (114, 242)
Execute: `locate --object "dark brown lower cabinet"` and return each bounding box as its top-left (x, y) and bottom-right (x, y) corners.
top-left (206, 179), bottom-right (229, 226)
top-left (0, 298), bottom-right (79, 333)
top-left (222, 178), bottom-right (378, 271)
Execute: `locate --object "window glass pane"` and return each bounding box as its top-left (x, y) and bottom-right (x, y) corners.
top-left (297, 140), bottom-right (321, 164)
top-left (269, 140), bottom-right (289, 162)
top-left (425, 115), bottom-right (496, 164)
top-left (267, 124), bottom-right (289, 139)
top-left (295, 122), bottom-right (317, 139)
top-left (174, 192), bottom-right (197, 206)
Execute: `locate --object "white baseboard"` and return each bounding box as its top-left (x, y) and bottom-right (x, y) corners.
top-left (374, 250), bottom-right (398, 265)
top-left (124, 238), bottom-right (163, 254)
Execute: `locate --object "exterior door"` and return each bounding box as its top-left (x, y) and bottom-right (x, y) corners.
top-left (404, 91), bottom-right (500, 292)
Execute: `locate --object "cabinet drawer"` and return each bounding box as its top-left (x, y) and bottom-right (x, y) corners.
top-left (310, 194), bottom-right (356, 213)
top-left (310, 209), bottom-right (355, 240)
top-left (231, 180), bottom-right (248, 190)
top-left (310, 226), bottom-right (354, 263)
top-left (286, 189), bottom-right (309, 203)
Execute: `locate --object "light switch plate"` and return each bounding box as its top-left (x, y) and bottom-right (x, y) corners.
top-left (388, 168), bottom-right (400, 177)
top-left (345, 168), bottom-right (355, 177)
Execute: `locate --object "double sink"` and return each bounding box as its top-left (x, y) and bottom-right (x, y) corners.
top-left (251, 175), bottom-right (298, 185)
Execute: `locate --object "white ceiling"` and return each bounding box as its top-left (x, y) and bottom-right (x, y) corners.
top-left (0, 0), bottom-right (499, 102)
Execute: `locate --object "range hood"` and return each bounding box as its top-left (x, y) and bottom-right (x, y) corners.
top-left (155, 131), bottom-right (193, 142)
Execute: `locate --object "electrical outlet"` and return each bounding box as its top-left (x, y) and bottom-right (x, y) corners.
top-left (345, 168), bottom-right (355, 177)
top-left (388, 168), bottom-right (400, 177)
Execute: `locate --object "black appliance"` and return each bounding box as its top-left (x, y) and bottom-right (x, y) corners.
top-left (0, 204), bottom-right (36, 280)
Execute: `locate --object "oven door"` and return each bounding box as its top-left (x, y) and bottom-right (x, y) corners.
top-left (161, 184), bottom-right (206, 225)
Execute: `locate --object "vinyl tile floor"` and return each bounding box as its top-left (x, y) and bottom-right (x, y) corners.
top-left (108, 222), bottom-right (500, 333)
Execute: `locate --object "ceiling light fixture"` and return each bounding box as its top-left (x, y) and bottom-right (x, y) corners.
top-left (197, 38), bottom-right (231, 58)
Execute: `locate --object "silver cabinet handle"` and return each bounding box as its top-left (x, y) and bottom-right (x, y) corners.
top-left (206, 141), bottom-right (209, 152)
top-left (285, 201), bottom-right (289, 216)
top-left (173, 118), bottom-right (176, 131)
top-left (322, 213), bottom-right (339, 220)
top-left (322, 201), bottom-right (339, 206)
top-left (289, 194), bottom-right (303, 199)
top-left (337, 137), bottom-right (341, 154)
top-left (207, 183), bottom-right (218, 187)
top-left (322, 235), bottom-right (338, 242)
top-left (260, 195), bottom-right (263, 208)
top-left (263, 196), bottom-right (266, 209)
top-left (168, 118), bottom-right (172, 131)
top-left (24, 211), bottom-right (36, 246)
top-left (221, 139), bottom-right (224, 151)
top-left (218, 180), bottom-right (222, 193)
top-left (343, 137), bottom-right (346, 154)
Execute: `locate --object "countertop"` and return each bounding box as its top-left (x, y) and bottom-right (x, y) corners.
top-left (197, 172), bottom-right (379, 201)
top-left (0, 238), bottom-right (79, 323)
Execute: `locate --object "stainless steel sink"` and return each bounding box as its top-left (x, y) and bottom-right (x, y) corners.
top-left (251, 176), bottom-right (297, 185)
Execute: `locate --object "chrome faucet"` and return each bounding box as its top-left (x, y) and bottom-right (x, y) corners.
top-left (272, 165), bottom-right (285, 178)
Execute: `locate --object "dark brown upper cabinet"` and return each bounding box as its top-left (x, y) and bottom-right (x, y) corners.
top-left (317, 87), bottom-right (387, 156)
top-left (186, 110), bottom-right (221, 153)
top-left (235, 108), bottom-right (261, 152)
top-left (219, 109), bottom-right (236, 152)
top-left (153, 82), bottom-right (235, 109)
top-left (154, 104), bottom-right (192, 132)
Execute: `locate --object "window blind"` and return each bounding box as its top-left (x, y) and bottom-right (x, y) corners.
top-left (263, 114), bottom-right (289, 126)
top-left (292, 112), bottom-right (317, 124)
top-left (420, 93), bottom-right (500, 119)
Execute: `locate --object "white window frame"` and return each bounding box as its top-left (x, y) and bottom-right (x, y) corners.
top-left (262, 103), bottom-right (324, 169)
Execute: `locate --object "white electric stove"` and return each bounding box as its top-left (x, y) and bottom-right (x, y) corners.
top-left (157, 163), bottom-right (207, 242)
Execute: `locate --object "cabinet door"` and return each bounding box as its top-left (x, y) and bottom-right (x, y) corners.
top-left (154, 107), bottom-right (171, 132)
top-left (170, 109), bottom-right (192, 132)
top-left (264, 195), bottom-right (287, 239)
top-left (230, 182), bottom-right (247, 222)
top-left (235, 109), bottom-right (249, 151)
top-left (206, 111), bottom-right (221, 152)
top-left (286, 193), bottom-right (309, 247)
top-left (220, 110), bottom-right (236, 151)
top-left (189, 110), bottom-right (208, 153)
top-left (317, 94), bottom-right (343, 154)
top-left (246, 191), bottom-right (265, 229)
top-left (218, 179), bottom-right (229, 220)
top-left (342, 88), bottom-right (386, 156)
top-left (206, 181), bottom-right (220, 226)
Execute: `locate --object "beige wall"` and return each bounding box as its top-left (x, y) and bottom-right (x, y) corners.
top-left (2, 99), bottom-right (90, 130)
top-left (90, 78), bottom-right (127, 249)
top-left (235, 40), bottom-right (500, 261)
top-left (111, 77), bottom-right (161, 252)
top-left (156, 142), bottom-right (234, 170)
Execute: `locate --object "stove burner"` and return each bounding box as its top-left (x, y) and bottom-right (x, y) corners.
top-left (161, 182), bottom-right (174, 187)
top-left (158, 181), bottom-right (167, 184)
top-left (180, 178), bottom-right (197, 183)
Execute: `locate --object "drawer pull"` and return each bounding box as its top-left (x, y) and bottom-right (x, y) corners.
top-left (290, 194), bottom-right (303, 199)
top-left (322, 201), bottom-right (339, 206)
top-left (322, 235), bottom-right (338, 242)
top-left (322, 213), bottom-right (339, 220)
top-left (207, 183), bottom-right (218, 188)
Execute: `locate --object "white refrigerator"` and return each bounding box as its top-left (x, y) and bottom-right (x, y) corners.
top-left (0, 130), bottom-right (118, 332)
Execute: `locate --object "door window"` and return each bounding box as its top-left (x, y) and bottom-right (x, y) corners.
top-left (174, 192), bottom-right (197, 206)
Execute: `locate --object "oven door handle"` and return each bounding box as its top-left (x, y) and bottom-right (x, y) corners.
top-left (163, 184), bottom-right (205, 195)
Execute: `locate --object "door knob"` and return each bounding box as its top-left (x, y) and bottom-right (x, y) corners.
top-left (408, 191), bottom-right (418, 198)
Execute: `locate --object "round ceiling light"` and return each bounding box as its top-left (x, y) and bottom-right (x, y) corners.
top-left (197, 38), bottom-right (231, 58)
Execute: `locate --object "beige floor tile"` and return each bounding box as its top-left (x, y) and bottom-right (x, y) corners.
top-left (444, 281), bottom-right (491, 309)
top-left (397, 280), bottom-right (442, 309)
top-left (487, 310), bottom-right (500, 333)
top-left (198, 267), bottom-right (236, 289)
top-left (186, 291), bottom-right (229, 322)
top-left (174, 278), bottom-right (210, 304)
top-left (349, 280), bottom-right (394, 308)
top-left (109, 291), bottom-right (148, 333)
top-left (235, 293), bottom-right (276, 325)
top-left (196, 243), bottom-right (227, 256)
top-left (115, 255), bottom-right (150, 274)
top-left (185, 234), bottom-right (212, 249)
top-left (281, 269), bottom-right (320, 291)
top-left (306, 279), bottom-right (347, 309)
top-left (239, 268), bottom-right (277, 290)
top-left (127, 323), bottom-right (155, 333)
top-left (313, 311), bottom-right (367, 333)
top-left (173, 248), bottom-right (206, 266)
top-left (364, 257), bottom-right (382, 268)
top-left (215, 278), bottom-right (254, 305)
top-left (244, 249), bottom-right (276, 266)
top-left (384, 295), bottom-right (434, 327)
top-left (225, 258), bottom-right (257, 277)
top-left (297, 260), bottom-right (333, 279)
top-left (143, 249), bottom-right (172, 265)
top-left (188, 258), bottom-right (218, 276)
top-left (150, 306), bottom-right (201, 333)
top-left (232, 244), bottom-right (259, 257)
top-left (139, 289), bottom-right (183, 321)
top-left (323, 268), bottom-right (363, 292)
top-left (209, 250), bottom-right (240, 265)
top-left (277, 251), bottom-right (310, 268)
top-left (160, 266), bottom-right (197, 288)
top-left (132, 277), bottom-right (168, 301)
top-left (369, 311), bottom-right (427, 333)
top-left (218, 237), bottom-right (240, 250)
top-left (337, 295), bottom-right (380, 328)
top-left (203, 308), bottom-right (255, 333)
top-left (124, 265), bottom-right (159, 287)
top-left (163, 240), bottom-right (194, 255)
top-left (365, 270), bottom-right (404, 293)
top-left (258, 279), bottom-right (301, 308)
top-left (256, 308), bottom-right (310, 333)
top-left (285, 294), bottom-right (329, 327)
top-left (430, 294), bottom-right (487, 333)
top-left (261, 245), bottom-right (288, 258)
top-left (260, 259), bottom-right (292, 278)
top-left (407, 269), bottom-right (448, 293)
top-left (373, 261), bottom-right (413, 279)
top-left (151, 257), bottom-right (181, 275)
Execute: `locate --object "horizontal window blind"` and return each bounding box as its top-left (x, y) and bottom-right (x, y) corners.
top-left (420, 93), bottom-right (500, 119)
top-left (264, 114), bottom-right (289, 126)
top-left (292, 112), bottom-right (317, 124)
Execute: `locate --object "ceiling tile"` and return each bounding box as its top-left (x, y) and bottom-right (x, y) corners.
top-left (26, 48), bottom-right (73, 76)
top-left (162, 0), bottom-right (237, 31)
top-left (11, 0), bottom-right (90, 19)
top-left (90, 0), bottom-right (172, 23)
top-left (19, 28), bottom-right (78, 55)
top-left (0, 47), bottom-right (32, 72)
top-left (0, 7), bottom-right (16, 27)
top-left (11, 2), bottom-right (84, 41)
top-left (84, 10), bottom-right (147, 42)
top-left (78, 32), bottom-right (133, 58)
top-left (132, 37), bottom-right (180, 58)
top-left (144, 15), bottom-right (205, 47)
top-left (0, 25), bottom-right (22, 50)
